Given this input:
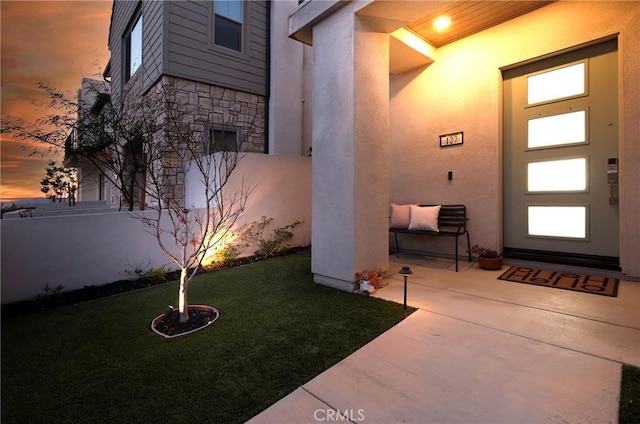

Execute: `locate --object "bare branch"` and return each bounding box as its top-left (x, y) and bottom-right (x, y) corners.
top-left (4, 69), bottom-right (262, 324)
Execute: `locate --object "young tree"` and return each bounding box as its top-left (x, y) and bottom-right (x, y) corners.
top-left (135, 82), bottom-right (255, 323)
top-left (3, 81), bottom-right (160, 211)
top-left (4, 77), bottom-right (261, 324)
top-left (40, 161), bottom-right (77, 205)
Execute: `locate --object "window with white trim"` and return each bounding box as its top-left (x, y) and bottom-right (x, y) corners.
top-left (213, 0), bottom-right (243, 52)
top-left (125, 12), bottom-right (142, 82)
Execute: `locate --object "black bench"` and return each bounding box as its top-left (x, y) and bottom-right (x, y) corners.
top-left (389, 204), bottom-right (471, 272)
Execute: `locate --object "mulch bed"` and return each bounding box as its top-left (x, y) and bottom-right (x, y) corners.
top-left (0, 275), bottom-right (180, 320)
top-left (152, 306), bottom-right (219, 338)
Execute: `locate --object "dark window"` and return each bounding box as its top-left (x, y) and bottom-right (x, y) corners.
top-left (208, 129), bottom-right (238, 154)
top-left (214, 1), bottom-right (242, 52)
top-left (99, 173), bottom-right (105, 201)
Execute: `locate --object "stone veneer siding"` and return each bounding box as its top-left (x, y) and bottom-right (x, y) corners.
top-left (163, 76), bottom-right (266, 152)
top-left (110, 74), bottom-right (267, 207)
top-left (159, 76), bottom-right (266, 204)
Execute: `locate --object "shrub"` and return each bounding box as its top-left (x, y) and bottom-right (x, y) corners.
top-left (468, 244), bottom-right (500, 258)
top-left (126, 263), bottom-right (170, 285)
top-left (207, 243), bottom-right (243, 268)
top-left (238, 217), bottom-right (304, 257)
top-left (36, 284), bottom-right (65, 299)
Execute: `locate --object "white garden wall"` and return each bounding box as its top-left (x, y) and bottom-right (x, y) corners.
top-left (185, 152), bottom-right (312, 251)
top-left (1, 211), bottom-right (172, 304)
top-left (1, 154), bottom-right (311, 304)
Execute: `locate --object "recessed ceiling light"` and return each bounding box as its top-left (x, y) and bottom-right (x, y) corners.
top-left (433, 16), bottom-right (451, 31)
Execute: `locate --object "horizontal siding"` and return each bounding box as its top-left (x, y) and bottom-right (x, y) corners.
top-left (109, 1), bottom-right (140, 99)
top-left (165, 0), bottom-right (268, 96)
top-left (109, 0), bottom-right (268, 97)
top-left (109, 1), bottom-right (164, 98)
top-left (248, 2), bottom-right (268, 57)
top-left (142, 1), bottom-right (164, 91)
top-left (166, 50), bottom-right (265, 80)
top-left (167, 54), bottom-right (265, 89)
top-left (168, 33), bottom-right (267, 71)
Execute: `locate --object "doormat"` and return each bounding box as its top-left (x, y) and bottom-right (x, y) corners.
top-left (498, 266), bottom-right (619, 297)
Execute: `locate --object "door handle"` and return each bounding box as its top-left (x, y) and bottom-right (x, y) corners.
top-left (608, 157), bottom-right (618, 205)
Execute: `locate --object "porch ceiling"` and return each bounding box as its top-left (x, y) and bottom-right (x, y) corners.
top-left (406, 1), bottom-right (555, 47)
top-left (290, 1), bottom-right (555, 48)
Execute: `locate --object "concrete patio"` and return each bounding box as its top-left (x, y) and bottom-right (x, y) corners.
top-left (247, 254), bottom-right (640, 423)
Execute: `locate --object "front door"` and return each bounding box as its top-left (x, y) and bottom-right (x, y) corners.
top-left (503, 39), bottom-right (618, 267)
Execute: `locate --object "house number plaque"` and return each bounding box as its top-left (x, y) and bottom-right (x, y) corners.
top-left (439, 131), bottom-right (464, 147)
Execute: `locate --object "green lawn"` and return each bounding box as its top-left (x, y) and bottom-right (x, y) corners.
top-left (1, 251), bottom-right (414, 423)
top-left (620, 365), bottom-right (640, 424)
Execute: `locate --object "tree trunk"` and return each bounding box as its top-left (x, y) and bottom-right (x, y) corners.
top-left (178, 268), bottom-right (189, 323)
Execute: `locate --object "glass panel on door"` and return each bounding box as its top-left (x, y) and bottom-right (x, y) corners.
top-left (527, 157), bottom-right (588, 192)
top-left (527, 110), bottom-right (587, 149)
top-left (527, 205), bottom-right (588, 239)
top-left (527, 61), bottom-right (586, 105)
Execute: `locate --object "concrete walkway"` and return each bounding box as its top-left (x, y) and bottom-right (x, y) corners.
top-left (247, 255), bottom-right (640, 423)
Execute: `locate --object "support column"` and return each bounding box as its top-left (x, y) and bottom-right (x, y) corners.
top-left (311, 7), bottom-right (390, 290)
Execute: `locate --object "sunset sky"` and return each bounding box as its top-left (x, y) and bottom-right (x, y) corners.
top-left (1, 0), bottom-right (112, 203)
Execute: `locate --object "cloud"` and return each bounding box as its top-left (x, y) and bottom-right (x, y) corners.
top-left (0, 0), bottom-right (111, 201)
top-left (0, 161), bottom-right (24, 170)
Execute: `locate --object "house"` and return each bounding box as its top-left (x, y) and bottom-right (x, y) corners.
top-left (286, 0), bottom-right (640, 287)
top-left (81, 0), bottom-right (639, 289)
top-left (108, 0), bottom-right (311, 200)
top-left (64, 77), bottom-right (114, 203)
top-left (71, 0), bottom-right (310, 207)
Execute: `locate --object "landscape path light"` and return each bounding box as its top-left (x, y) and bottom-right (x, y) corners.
top-left (399, 266), bottom-right (413, 310)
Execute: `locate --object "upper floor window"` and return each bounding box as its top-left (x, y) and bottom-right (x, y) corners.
top-left (214, 0), bottom-right (243, 52)
top-left (125, 13), bottom-right (142, 81)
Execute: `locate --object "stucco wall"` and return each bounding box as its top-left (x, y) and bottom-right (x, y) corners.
top-left (308, 1), bottom-right (392, 290)
top-left (389, 1), bottom-right (639, 276)
top-left (186, 153), bottom-right (311, 254)
top-left (269, 0), bottom-right (307, 156)
top-left (1, 211), bottom-right (171, 304)
top-left (185, 152), bottom-right (312, 251)
top-left (229, 154), bottom-right (312, 250)
top-left (2, 154), bottom-right (312, 304)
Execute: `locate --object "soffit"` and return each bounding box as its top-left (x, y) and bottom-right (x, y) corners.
top-left (407, 1), bottom-right (555, 48)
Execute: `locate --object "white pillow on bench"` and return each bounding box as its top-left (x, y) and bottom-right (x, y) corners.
top-left (408, 205), bottom-right (441, 232)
